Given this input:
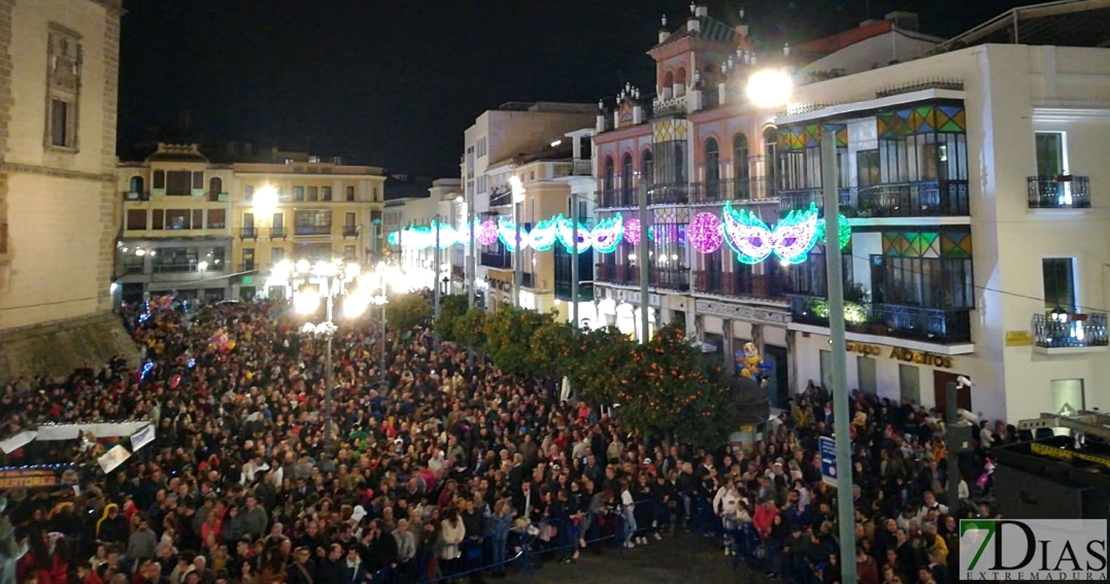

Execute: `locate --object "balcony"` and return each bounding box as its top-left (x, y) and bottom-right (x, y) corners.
top-left (1032, 312), bottom-right (1108, 354)
top-left (240, 227), bottom-right (259, 240)
top-left (780, 180), bottom-right (970, 218)
top-left (690, 178), bottom-right (777, 204)
top-left (123, 191), bottom-right (150, 201)
top-left (649, 267), bottom-right (689, 291)
top-left (597, 188), bottom-right (638, 209)
top-left (596, 263), bottom-right (637, 286)
top-left (480, 252), bottom-right (511, 269)
top-left (790, 295), bottom-right (972, 344)
top-left (342, 225), bottom-right (359, 238)
top-left (1027, 176), bottom-right (1091, 209)
top-left (295, 225), bottom-right (332, 236)
top-left (269, 226), bottom-right (288, 239)
top-left (693, 271), bottom-right (787, 301)
top-left (237, 263), bottom-right (258, 273)
top-left (649, 183), bottom-right (689, 205)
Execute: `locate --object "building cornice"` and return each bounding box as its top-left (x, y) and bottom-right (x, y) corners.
top-left (774, 88), bottom-right (966, 125)
top-left (84, 0), bottom-right (124, 14)
top-left (0, 162), bottom-right (114, 182)
top-left (1031, 107), bottom-right (1110, 123)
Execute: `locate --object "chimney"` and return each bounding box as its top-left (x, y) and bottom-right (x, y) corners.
top-left (735, 8), bottom-right (749, 37)
top-left (695, 3), bottom-right (708, 17)
top-left (633, 105), bottom-right (644, 125)
top-left (659, 15), bottom-right (669, 43)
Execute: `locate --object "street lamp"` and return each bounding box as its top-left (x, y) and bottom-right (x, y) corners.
top-left (278, 257), bottom-right (362, 449)
top-left (753, 67), bottom-right (856, 584)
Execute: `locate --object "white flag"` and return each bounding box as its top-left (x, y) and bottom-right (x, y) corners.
top-left (98, 445), bottom-right (132, 474)
top-left (130, 424), bottom-right (156, 452)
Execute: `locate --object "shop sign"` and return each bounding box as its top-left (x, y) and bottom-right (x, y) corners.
top-left (1005, 330), bottom-right (1033, 347)
top-left (889, 347), bottom-right (953, 369)
top-left (0, 465), bottom-right (79, 489)
top-left (846, 342), bottom-right (881, 357)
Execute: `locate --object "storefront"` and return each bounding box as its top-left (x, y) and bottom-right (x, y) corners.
top-left (793, 331), bottom-right (981, 414)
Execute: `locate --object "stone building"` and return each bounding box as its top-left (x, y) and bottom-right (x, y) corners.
top-left (0, 0), bottom-right (136, 382)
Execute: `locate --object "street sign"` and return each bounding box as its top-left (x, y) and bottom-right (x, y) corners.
top-left (819, 436), bottom-right (837, 487)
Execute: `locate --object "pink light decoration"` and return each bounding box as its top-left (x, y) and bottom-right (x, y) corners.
top-left (476, 220), bottom-right (498, 246)
top-left (625, 218), bottom-right (642, 245)
top-left (689, 212), bottom-right (723, 254)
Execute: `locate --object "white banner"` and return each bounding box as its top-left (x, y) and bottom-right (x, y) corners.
top-left (129, 424), bottom-right (156, 452)
top-left (0, 431), bottom-right (37, 454)
top-left (98, 445), bottom-right (132, 474)
top-left (34, 421), bottom-right (150, 441)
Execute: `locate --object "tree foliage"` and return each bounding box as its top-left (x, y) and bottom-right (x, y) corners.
top-left (436, 295), bottom-right (470, 342)
top-left (570, 326), bottom-right (638, 406)
top-left (484, 306), bottom-right (554, 376)
top-left (528, 321), bottom-right (579, 379)
top-left (384, 293), bottom-right (432, 332)
top-left (614, 324), bottom-right (739, 448)
top-left (453, 307), bottom-right (488, 350)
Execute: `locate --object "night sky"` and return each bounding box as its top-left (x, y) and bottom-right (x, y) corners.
top-left (117, 0), bottom-right (1036, 177)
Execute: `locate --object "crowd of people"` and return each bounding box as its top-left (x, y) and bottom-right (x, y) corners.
top-left (0, 295), bottom-right (1011, 584)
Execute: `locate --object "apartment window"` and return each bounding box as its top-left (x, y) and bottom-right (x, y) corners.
top-left (581, 136), bottom-right (592, 160)
top-left (294, 210), bottom-right (332, 235)
top-left (345, 212), bottom-right (356, 226)
top-left (126, 209), bottom-right (147, 230)
top-left (655, 140), bottom-right (687, 184)
top-left (621, 153), bottom-right (633, 197)
top-left (45, 28), bottom-right (81, 150)
top-left (870, 256), bottom-right (973, 310)
top-left (166, 171), bottom-right (191, 196)
top-left (704, 138), bottom-right (720, 185)
top-left (346, 186), bottom-right (355, 201)
top-left (272, 213), bottom-right (284, 234)
top-left (293, 186), bottom-right (305, 201)
top-left (857, 150), bottom-right (881, 187)
top-left (166, 209), bottom-right (191, 230)
top-left (206, 247), bottom-right (226, 270)
top-left (271, 247), bottom-right (285, 265)
top-left (244, 185), bottom-right (254, 201)
top-left (207, 209), bottom-right (226, 229)
top-left (732, 134), bottom-right (749, 180)
top-left (603, 156), bottom-right (615, 192)
top-left (642, 149), bottom-right (653, 184)
top-left (153, 170), bottom-right (166, 190)
top-left (153, 247), bottom-right (199, 273)
top-left (1043, 258), bottom-right (1077, 312)
top-left (322, 186), bottom-right (332, 201)
top-left (208, 177), bottom-right (223, 201)
top-left (307, 186), bottom-right (318, 201)
top-left (192, 209), bottom-right (203, 229)
top-left (242, 249), bottom-right (255, 271)
top-left (192, 171), bottom-right (204, 191)
top-left (1035, 132), bottom-right (1067, 178)
top-left (152, 209), bottom-right (164, 230)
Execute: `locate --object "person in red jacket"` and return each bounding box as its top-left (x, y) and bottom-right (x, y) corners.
top-left (857, 548), bottom-right (880, 584)
top-left (77, 561), bottom-right (104, 584)
top-left (752, 498), bottom-right (780, 540)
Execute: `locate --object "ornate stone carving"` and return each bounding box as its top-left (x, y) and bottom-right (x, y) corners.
top-left (694, 298), bottom-right (791, 325)
top-left (48, 31), bottom-right (81, 91)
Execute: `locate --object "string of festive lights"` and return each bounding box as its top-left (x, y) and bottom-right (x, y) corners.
top-left (388, 204), bottom-right (850, 265)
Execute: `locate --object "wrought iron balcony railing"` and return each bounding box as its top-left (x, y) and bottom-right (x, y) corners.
top-left (1027, 176), bottom-right (1091, 209)
top-left (790, 294), bottom-right (972, 344)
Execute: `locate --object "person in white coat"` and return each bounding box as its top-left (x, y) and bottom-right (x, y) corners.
top-left (713, 478), bottom-right (742, 555)
top-left (439, 507), bottom-right (466, 581)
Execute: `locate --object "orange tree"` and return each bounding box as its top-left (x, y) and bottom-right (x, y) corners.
top-left (385, 293), bottom-right (432, 332)
top-left (484, 305), bottom-right (555, 376)
top-left (615, 324), bottom-right (739, 447)
top-left (569, 326), bottom-right (638, 406)
top-left (453, 307), bottom-right (488, 350)
top-left (528, 321), bottom-right (579, 379)
top-left (435, 295), bottom-right (470, 342)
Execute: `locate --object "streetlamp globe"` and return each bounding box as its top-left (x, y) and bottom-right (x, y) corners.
top-left (746, 69), bottom-right (793, 109)
top-left (253, 185), bottom-right (279, 217)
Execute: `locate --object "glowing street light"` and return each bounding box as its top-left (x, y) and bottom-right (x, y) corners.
top-left (746, 69), bottom-right (793, 108)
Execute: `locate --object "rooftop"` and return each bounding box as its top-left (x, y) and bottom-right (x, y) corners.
top-left (934, 0), bottom-right (1110, 52)
top-left (144, 143), bottom-right (208, 164)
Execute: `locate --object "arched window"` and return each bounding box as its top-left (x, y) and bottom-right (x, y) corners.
top-left (733, 134), bottom-right (750, 200)
top-left (208, 177), bottom-right (223, 202)
top-left (676, 67), bottom-right (687, 86)
top-left (704, 138), bottom-right (720, 199)
top-left (129, 176), bottom-right (144, 196)
top-left (664, 71), bottom-right (674, 88)
top-left (763, 127), bottom-right (778, 197)
top-left (621, 153), bottom-right (634, 203)
top-left (641, 149), bottom-right (654, 185)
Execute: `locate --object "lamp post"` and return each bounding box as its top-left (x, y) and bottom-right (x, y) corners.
top-left (509, 176), bottom-right (526, 307)
top-left (276, 258), bottom-right (367, 449)
top-left (750, 68), bottom-right (857, 583)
